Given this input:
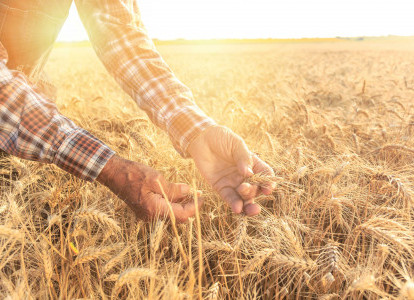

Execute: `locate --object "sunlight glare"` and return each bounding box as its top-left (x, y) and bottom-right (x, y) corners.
top-left (58, 0), bottom-right (414, 41)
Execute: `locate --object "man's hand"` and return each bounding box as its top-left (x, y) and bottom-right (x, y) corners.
top-left (188, 125), bottom-right (276, 216)
top-left (97, 155), bottom-right (201, 222)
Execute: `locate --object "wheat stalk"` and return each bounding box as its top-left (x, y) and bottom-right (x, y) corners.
top-left (356, 219), bottom-right (413, 256)
top-left (75, 208), bottom-right (121, 234)
top-left (203, 240), bottom-right (235, 252)
top-left (150, 220), bottom-right (164, 254)
top-left (269, 253), bottom-right (316, 271)
top-left (246, 173), bottom-right (280, 186)
top-left (205, 282), bottom-right (220, 300)
top-left (318, 293), bottom-right (340, 300)
top-left (277, 287), bottom-right (289, 298)
top-left (74, 245), bottom-right (116, 265)
top-left (47, 214), bottom-right (61, 229)
top-left (320, 272), bottom-right (335, 289)
top-left (240, 248), bottom-right (275, 277)
top-left (0, 225), bottom-right (24, 241)
top-left (113, 267), bottom-right (157, 293)
top-left (264, 131), bottom-right (275, 152)
top-left (317, 243), bottom-right (339, 275)
top-left (102, 245), bottom-right (129, 275)
top-left (352, 133), bottom-right (360, 154)
top-left (41, 241), bottom-right (53, 284)
top-left (349, 274), bottom-right (376, 291)
top-left (233, 215), bottom-right (247, 250)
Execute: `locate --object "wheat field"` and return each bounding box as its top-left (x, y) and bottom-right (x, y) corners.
top-left (1, 39), bottom-right (414, 299)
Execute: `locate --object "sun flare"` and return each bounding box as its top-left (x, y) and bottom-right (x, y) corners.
top-left (58, 0), bottom-right (414, 42)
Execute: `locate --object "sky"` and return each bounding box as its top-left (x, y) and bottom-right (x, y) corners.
top-left (57, 0), bottom-right (414, 41)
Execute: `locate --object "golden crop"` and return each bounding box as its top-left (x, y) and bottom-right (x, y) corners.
top-left (1, 39), bottom-right (414, 299)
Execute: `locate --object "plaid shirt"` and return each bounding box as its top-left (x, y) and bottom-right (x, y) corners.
top-left (0, 0), bottom-right (215, 181)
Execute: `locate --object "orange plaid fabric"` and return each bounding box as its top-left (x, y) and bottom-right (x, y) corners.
top-left (0, 43), bottom-right (115, 181)
top-left (0, 0), bottom-right (215, 181)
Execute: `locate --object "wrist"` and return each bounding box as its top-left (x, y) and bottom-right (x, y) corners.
top-left (96, 155), bottom-right (122, 187)
top-left (96, 155), bottom-right (149, 196)
top-left (52, 128), bottom-right (115, 182)
top-left (188, 125), bottom-right (229, 158)
top-left (187, 126), bottom-right (211, 158)
top-left (166, 107), bottom-right (216, 158)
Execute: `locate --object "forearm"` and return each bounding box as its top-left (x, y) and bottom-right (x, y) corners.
top-left (75, 0), bottom-right (216, 156)
top-left (0, 54), bottom-right (114, 181)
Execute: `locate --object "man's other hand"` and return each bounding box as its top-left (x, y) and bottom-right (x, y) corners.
top-left (97, 155), bottom-right (202, 222)
top-left (188, 125), bottom-right (276, 217)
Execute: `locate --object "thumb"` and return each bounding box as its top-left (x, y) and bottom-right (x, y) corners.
top-left (166, 182), bottom-right (191, 202)
top-left (233, 138), bottom-right (254, 177)
top-left (154, 178), bottom-right (191, 202)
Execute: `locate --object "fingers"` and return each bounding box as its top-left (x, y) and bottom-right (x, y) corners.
top-left (252, 155), bottom-right (276, 195)
top-left (232, 155), bottom-right (275, 217)
top-left (236, 182), bottom-right (258, 200)
top-left (252, 155), bottom-right (275, 177)
top-left (235, 183), bottom-right (261, 216)
top-left (142, 172), bottom-right (206, 223)
top-left (165, 182), bottom-right (191, 202)
top-left (244, 202), bottom-right (261, 216)
top-left (219, 187), bottom-right (244, 214)
top-left (229, 130), bottom-right (275, 196)
top-left (152, 192), bottom-right (204, 223)
top-left (151, 174), bottom-right (191, 202)
top-left (171, 197), bottom-right (204, 223)
top-left (232, 137), bottom-right (254, 177)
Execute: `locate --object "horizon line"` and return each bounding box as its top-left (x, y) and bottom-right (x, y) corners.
top-left (56, 35), bottom-right (414, 45)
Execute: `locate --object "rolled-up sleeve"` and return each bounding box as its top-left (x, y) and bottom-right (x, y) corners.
top-left (0, 43), bottom-right (115, 181)
top-left (75, 0), bottom-right (216, 157)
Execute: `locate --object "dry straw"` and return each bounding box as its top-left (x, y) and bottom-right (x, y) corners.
top-left (150, 220), bottom-right (164, 254)
top-left (113, 267), bottom-right (157, 295)
top-left (233, 215), bottom-right (248, 250)
top-left (1, 40), bottom-right (414, 299)
top-left (74, 245), bottom-right (116, 265)
top-left (205, 282), bottom-right (220, 300)
top-left (0, 225), bottom-right (24, 241)
top-left (74, 208), bottom-right (121, 234)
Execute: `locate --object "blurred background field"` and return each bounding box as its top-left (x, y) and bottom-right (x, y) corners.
top-left (1, 38), bottom-right (414, 299)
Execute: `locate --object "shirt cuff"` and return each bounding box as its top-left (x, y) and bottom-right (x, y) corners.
top-left (52, 128), bottom-right (115, 182)
top-left (166, 106), bottom-right (217, 157)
